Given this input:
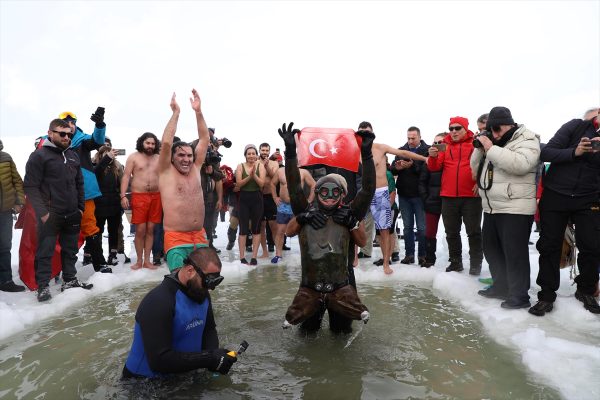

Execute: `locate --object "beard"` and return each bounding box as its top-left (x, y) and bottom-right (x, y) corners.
top-left (51, 137), bottom-right (69, 150)
top-left (144, 147), bottom-right (155, 155)
top-left (184, 279), bottom-right (209, 303)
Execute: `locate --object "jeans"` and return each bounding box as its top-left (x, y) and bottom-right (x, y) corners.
top-left (152, 222), bottom-right (164, 257)
top-left (397, 196), bottom-right (425, 257)
top-left (35, 212), bottom-right (81, 287)
top-left (0, 211), bottom-right (14, 283)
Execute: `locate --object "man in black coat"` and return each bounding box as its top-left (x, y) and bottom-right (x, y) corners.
top-left (530, 109), bottom-right (600, 316)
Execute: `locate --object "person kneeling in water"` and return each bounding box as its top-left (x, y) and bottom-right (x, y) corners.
top-left (122, 247), bottom-right (237, 378)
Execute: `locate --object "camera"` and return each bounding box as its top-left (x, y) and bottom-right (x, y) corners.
top-left (218, 137), bottom-right (232, 148)
top-left (473, 130), bottom-right (493, 149)
top-left (205, 147), bottom-right (222, 165)
top-left (591, 140), bottom-right (600, 150)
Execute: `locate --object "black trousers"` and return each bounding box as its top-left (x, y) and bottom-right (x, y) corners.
top-left (96, 214), bottom-right (120, 253)
top-left (441, 197), bottom-right (483, 264)
top-left (536, 189), bottom-right (600, 302)
top-left (35, 212), bottom-right (81, 287)
top-left (483, 213), bottom-right (533, 302)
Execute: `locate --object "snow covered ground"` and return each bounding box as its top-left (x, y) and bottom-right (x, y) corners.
top-left (1, 136), bottom-right (599, 400)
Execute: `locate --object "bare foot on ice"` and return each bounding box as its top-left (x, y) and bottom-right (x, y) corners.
top-left (131, 261), bottom-right (142, 270)
top-left (384, 266), bottom-right (394, 275)
top-left (143, 260), bottom-right (158, 270)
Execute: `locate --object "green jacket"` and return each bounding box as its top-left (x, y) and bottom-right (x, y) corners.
top-left (0, 148), bottom-right (25, 212)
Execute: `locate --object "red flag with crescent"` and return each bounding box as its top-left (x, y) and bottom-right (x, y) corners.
top-left (296, 128), bottom-right (362, 172)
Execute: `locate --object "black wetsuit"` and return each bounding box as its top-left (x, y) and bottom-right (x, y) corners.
top-left (123, 274), bottom-right (219, 378)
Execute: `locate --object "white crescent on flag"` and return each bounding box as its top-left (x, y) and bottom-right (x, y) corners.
top-left (308, 139), bottom-right (327, 158)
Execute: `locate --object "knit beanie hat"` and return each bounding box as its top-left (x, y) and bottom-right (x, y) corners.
top-left (487, 106), bottom-right (515, 128)
top-left (315, 173), bottom-right (348, 195)
top-left (244, 144), bottom-right (257, 156)
top-left (449, 116), bottom-right (469, 131)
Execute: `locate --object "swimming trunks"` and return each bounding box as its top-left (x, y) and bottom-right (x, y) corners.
top-left (131, 192), bottom-right (162, 224)
top-left (370, 187), bottom-right (392, 230)
top-left (164, 230), bottom-right (208, 272)
top-left (276, 201), bottom-right (293, 225)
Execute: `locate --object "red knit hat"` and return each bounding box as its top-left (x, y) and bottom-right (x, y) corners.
top-left (449, 116), bottom-right (469, 131)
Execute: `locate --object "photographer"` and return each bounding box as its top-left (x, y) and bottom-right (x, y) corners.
top-left (529, 107), bottom-right (600, 316)
top-left (470, 107), bottom-right (540, 310)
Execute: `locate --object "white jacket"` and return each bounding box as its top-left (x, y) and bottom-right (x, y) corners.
top-left (470, 125), bottom-right (540, 215)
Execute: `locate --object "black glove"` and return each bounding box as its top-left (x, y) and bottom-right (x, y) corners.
top-left (356, 129), bottom-right (375, 160)
top-left (90, 107), bottom-right (106, 129)
top-left (209, 348), bottom-right (237, 375)
top-left (278, 122), bottom-right (299, 159)
top-left (331, 206), bottom-right (359, 230)
top-left (296, 206), bottom-right (327, 230)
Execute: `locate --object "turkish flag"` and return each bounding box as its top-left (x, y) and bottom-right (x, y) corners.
top-left (296, 128), bottom-right (362, 172)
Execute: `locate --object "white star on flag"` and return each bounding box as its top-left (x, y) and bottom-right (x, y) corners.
top-left (330, 147), bottom-right (338, 155)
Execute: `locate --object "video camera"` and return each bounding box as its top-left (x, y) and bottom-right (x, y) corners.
top-left (206, 147), bottom-right (222, 165)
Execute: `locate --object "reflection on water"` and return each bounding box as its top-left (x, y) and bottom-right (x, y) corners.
top-left (0, 264), bottom-right (560, 399)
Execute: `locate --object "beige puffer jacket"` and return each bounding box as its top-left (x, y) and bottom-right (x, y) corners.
top-left (470, 125), bottom-right (540, 215)
top-left (0, 142), bottom-right (25, 212)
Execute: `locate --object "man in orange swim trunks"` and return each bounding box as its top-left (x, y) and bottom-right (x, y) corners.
top-left (121, 132), bottom-right (162, 270)
top-left (158, 89), bottom-right (211, 272)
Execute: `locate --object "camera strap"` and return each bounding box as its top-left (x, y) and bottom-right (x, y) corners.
top-left (476, 154), bottom-right (494, 191)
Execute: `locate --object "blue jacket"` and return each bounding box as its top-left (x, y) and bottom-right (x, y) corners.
top-left (70, 125), bottom-right (105, 200)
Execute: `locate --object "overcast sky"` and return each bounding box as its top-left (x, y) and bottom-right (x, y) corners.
top-left (1, 0), bottom-right (598, 167)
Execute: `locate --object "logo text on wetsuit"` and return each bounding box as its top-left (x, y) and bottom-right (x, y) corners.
top-left (185, 318), bottom-right (204, 331)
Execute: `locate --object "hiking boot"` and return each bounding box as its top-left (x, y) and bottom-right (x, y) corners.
top-left (575, 291), bottom-right (600, 314)
top-left (61, 279), bottom-right (93, 291)
top-left (373, 258), bottom-right (384, 266)
top-left (94, 265), bottom-right (113, 273)
top-left (421, 260), bottom-right (434, 268)
top-left (400, 255), bottom-right (414, 265)
top-left (478, 287), bottom-right (508, 300)
top-left (107, 251), bottom-right (119, 266)
top-left (469, 263), bottom-right (482, 276)
top-left (528, 300), bottom-right (554, 316)
top-left (445, 260), bottom-right (464, 272)
top-left (357, 252), bottom-right (371, 259)
top-left (418, 256), bottom-right (427, 266)
top-left (391, 252), bottom-right (400, 263)
top-left (0, 280), bottom-right (26, 292)
top-left (82, 254), bottom-right (92, 266)
top-left (501, 299), bottom-right (531, 309)
top-left (37, 286), bottom-right (51, 302)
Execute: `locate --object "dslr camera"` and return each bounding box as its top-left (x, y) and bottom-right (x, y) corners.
top-left (473, 130), bottom-right (493, 149)
top-left (205, 147), bottom-right (222, 165)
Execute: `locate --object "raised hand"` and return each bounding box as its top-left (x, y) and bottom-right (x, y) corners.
top-left (356, 129), bottom-right (375, 151)
top-left (296, 206), bottom-right (327, 230)
top-left (278, 122), bottom-right (299, 148)
top-left (170, 92), bottom-right (180, 114)
top-left (190, 88), bottom-right (201, 113)
top-left (90, 107), bottom-right (106, 128)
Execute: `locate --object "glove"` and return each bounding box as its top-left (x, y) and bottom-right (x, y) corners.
top-left (331, 206), bottom-right (360, 230)
top-left (90, 107), bottom-right (106, 128)
top-left (296, 206), bottom-right (327, 230)
top-left (210, 348), bottom-right (238, 375)
top-left (356, 129), bottom-right (375, 160)
top-left (278, 122), bottom-right (299, 158)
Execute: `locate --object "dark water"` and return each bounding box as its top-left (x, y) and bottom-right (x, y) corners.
top-left (0, 264), bottom-right (560, 400)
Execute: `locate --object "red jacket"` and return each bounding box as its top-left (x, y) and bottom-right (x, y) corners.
top-left (427, 131), bottom-right (478, 198)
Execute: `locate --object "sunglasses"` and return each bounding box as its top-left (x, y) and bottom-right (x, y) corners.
top-left (490, 125), bottom-right (502, 133)
top-left (434, 141), bottom-right (444, 144)
top-left (184, 257), bottom-right (224, 290)
top-left (317, 184), bottom-right (342, 200)
top-left (58, 111), bottom-right (77, 121)
top-left (448, 126), bottom-right (463, 132)
top-left (51, 130), bottom-right (73, 138)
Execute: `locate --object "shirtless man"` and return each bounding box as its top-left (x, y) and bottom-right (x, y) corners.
top-left (269, 166), bottom-right (316, 264)
top-left (121, 132), bottom-right (161, 270)
top-left (258, 143), bottom-right (280, 258)
top-left (158, 89), bottom-right (210, 272)
top-left (370, 142), bottom-right (427, 274)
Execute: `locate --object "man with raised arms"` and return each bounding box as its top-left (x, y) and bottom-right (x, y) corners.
top-left (370, 142), bottom-right (428, 274)
top-left (269, 163), bottom-right (316, 264)
top-left (121, 132), bottom-right (162, 270)
top-left (158, 89), bottom-right (211, 272)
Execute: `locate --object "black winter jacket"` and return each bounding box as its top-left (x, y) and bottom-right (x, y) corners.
top-left (418, 167), bottom-right (443, 214)
top-left (541, 119), bottom-right (600, 197)
top-left (390, 140), bottom-right (430, 198)
top-left (23, 141), bottom-right (84, 218)
top-left (93, 155), bottom-right (122, 218)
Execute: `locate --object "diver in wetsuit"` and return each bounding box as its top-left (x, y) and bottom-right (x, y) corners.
top-left (278, 123), bottom-right (376, 333)
top-left (122, 247), bottom-right (236, 378)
